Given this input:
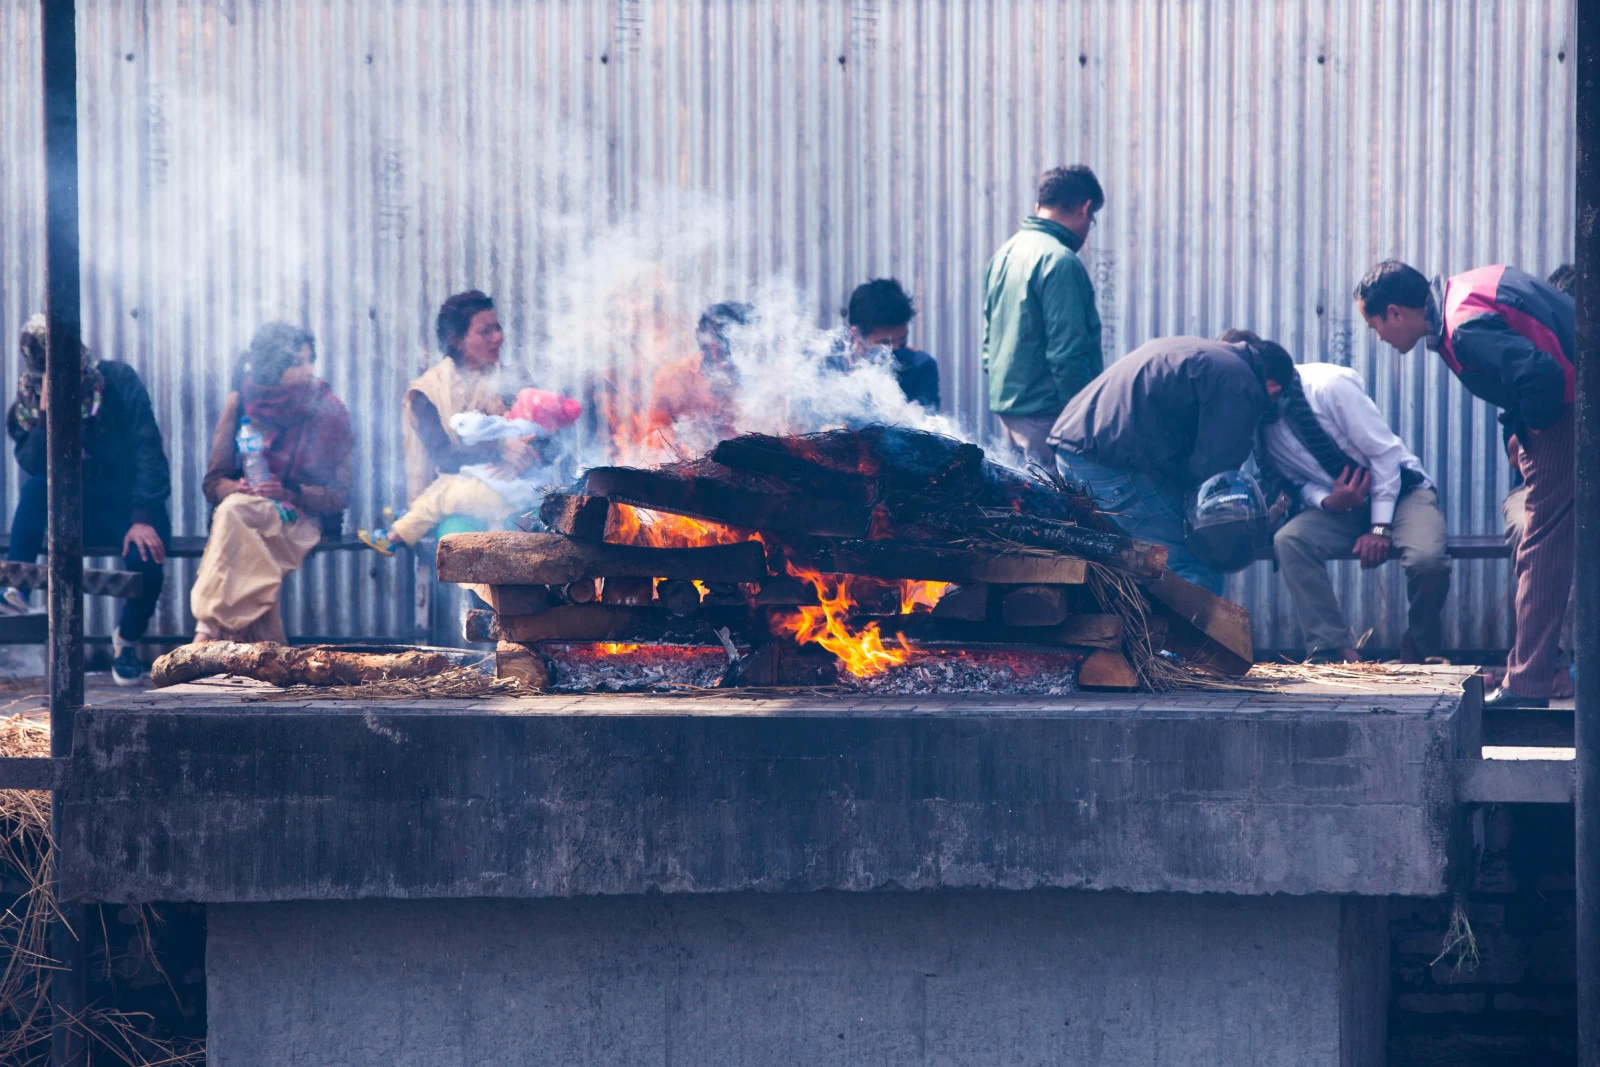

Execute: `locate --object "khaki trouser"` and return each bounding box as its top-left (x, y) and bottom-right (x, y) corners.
top-left (1502, 483), bottom-right (1575, 655)
top-left (1501, 410), bottom-right (1576, 697)
top-left (1272, 486), bottom-right (1451, 656)
top-left (391, 473), bottom-right (510, 545)
top-left (190, 494), bottom-right (323, 644)
top-left (996, 412), bottom-right (1061, 469)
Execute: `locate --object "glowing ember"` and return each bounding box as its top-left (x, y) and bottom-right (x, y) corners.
top-left (605, 502), bottom-right (756, 548)
top-left (776, 564), bottom-right (918, 677)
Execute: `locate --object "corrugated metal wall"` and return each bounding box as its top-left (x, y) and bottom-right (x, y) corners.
top-left (0, 0), bottom-right (1574, 650)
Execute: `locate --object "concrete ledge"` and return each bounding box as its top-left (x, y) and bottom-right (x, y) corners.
top-left (1454, 758), bottom-right (1575, 804)
top-left (58, 689), bottom-right (1464, 902)
top-left (206, 891), bottom-right (1388, 1067)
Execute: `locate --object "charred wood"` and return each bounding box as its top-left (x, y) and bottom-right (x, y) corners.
top-left (999, 585), bottom-right (1071, 627)
top-left (537, 494), bottom-right (611, 541)
top-left (779, 539), bottom-right (1087, 586)
top-left (582, 466), bottom-right (870, 538)
top-left (977, 516), bottom-right (1167, 578)
top-left (465, 605), bottom-right (672, 644)
top-left (929, 583), bottom-right (990, 621)
top-left (719, 640), bottom-right (839, 687)
top-left (874, 613), bottom-right (1124, 650)
top-left (436, 531), bottom-right (768, 585)
top-left (656, 578), bottom-right (704, 616)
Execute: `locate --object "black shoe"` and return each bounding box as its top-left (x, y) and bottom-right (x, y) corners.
top-left (111, 645), bottom-right (145, 687)
top-left (1483, 686), bottom-right (1549, 710)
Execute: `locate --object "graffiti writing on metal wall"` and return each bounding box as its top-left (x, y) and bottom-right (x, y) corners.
top-left (1091, 248), bottom-right (1118, 361)
top-left (146, 85), bottom-right (170, 189)
top-left (379, 143), bottom-right (408, 240)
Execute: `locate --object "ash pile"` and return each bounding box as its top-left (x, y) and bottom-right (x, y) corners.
top-left (438, 427), bottom-right (1253, 693)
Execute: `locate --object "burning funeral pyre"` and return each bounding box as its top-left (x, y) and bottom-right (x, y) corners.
top-left (437, 427), bottom-right (1255, 694)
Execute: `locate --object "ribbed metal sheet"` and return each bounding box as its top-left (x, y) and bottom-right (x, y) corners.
top-left (1, 0), bottom-right (1575, 651)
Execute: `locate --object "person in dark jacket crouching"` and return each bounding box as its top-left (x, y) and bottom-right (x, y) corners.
top-left (1357, 259), bottom-right (1575, 710)
top-left (1047, 334), bottom-right (1295, 595)
top-left (2, 314), bottom-right (172, 685)
top-left (835, 278), bottom-right (941, 411)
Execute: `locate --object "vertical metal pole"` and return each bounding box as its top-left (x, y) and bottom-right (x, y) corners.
top-left (41, 1), bottom-right (87, 1064)
top-left (1576, 2), bottom-right (1600, 1062)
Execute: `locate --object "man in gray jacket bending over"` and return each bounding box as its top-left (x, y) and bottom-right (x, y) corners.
top-left (1225, 329), bottom-right (1450, 664)
top-left (1049, 334), bottom-right (1294, 594)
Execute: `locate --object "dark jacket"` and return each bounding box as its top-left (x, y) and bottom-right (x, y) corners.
top-left (823, 338), bottom-right (942, 411)
top-left (1048, 336), bottom-right (1272, 489)
top-left (7, 360), bottom-right (171, 525)
top-left (1428, 265), bottom-right (1575, 433)
top-left (981, 216), bottom-right (1103, 416)
top-left (891, 348), bottom-right (941, 411)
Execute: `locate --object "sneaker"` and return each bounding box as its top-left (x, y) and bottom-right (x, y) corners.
top-left (0, 587), bottom-right (33, 615)
top-left (358, 528), bottom-right (397, 556)
top-left (111, 645), bottom-right (145, 687)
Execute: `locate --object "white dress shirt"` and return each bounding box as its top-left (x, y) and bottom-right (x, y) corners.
top-left (1259, 363), bottom-right (1430, 525)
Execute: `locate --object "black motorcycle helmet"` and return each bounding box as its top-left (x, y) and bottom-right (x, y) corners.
top-left (1185, 471), bottom-right (1270, 573)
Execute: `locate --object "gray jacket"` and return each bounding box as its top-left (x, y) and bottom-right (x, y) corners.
top-left (1048, 336), bottom-right (1272, 490)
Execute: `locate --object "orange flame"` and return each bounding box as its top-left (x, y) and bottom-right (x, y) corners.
top-left (900, 579), bottom-right (951, 614)
top-left (605, 502), bottom-right (757, 549)
top-left (775, 564), bottom-right (921, 677)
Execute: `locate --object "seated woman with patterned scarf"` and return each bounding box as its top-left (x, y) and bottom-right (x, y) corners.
top-left (190, 323), bottom-right (354, 644)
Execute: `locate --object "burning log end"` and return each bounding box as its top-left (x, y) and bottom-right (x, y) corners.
top-left (657, 578), bottom-right (703, 616)
top-left (538, 493), bottom-right (612, 541)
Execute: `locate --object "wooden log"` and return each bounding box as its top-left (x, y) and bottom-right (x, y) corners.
top-left (559, 579), bottom-right (598, 604)
top-left (930, 583), bottom-right (990, 621)
top-left (719, 641), bottom-right (839, 687)
top-left (465, 605), bottom-right (671, 644)
top-left (436, 531), bottom-right (768, 585)
top-left (752, 577), bottom-right (818, 606)
top-left (977, 516), bottom-right (1168, 578)
top-left (1142, 569), bottom-right (1253, 676)
top-left (1000, 585), bottom-right (1070, 627)
top-left (709, 438), bottom-right (876, 503)
top-left (781, 540), bottom-right (1086, 586)
top-left (700, 581), bottom-right (747, 607)
top-left (151, 642), bottom-right (451, 688)
top-left (537, 494), bottom-right (611, 541)
top-left (1076, 648), bottom-right (1141, 689)
top-left (582, 466), bottom-right (871, 538)
top-left (874, 613), bottom-right (1124, 650)
top-left (656, 578), bottom-right (703, 616)
top-left (477, 584), bottom-right (554, 616)
top-left (495, 641), bottom-right (551, 688)
top-left (601, 575), bottom-right (655, 606)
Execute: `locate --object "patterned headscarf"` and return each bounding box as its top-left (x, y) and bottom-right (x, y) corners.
top-left (14, 313), bottom-right (104, 432)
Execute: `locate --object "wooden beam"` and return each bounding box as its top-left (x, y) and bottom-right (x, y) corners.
top-left (782, 540), bottom-right (1086, 585)
top-left (582, 466), bottom-right (871, 538)
top-left (875, 613), bottom-right (1124, 650)
top-left (476, 585), bottom-right (554, 616)
top-left (536, 494), bottom-right (611, 541)
top-left (1076, 648), bottom-right (1141, 689)
top-left (437, 531), bottom-right (769, 585)
top-left (657, 579), bottom-right (703, 616)
top-left (999, 585), bottom-right (1070, 627)
top-left (708, 437), bottom-right (876, 503)
top-left (494, 641), bottom-right (551, 688)
top-left (1143, 569), bottom-right (1253, 677)
top-left (465, 605), bottom-right (671, 644)
top-left (930, 583), bottom-right (990, 621)
top-left (600, 576), bottom-right (655, 606)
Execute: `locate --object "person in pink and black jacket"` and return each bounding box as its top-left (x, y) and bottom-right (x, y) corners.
top-left (1355, 260), bottom-right (1575, 710)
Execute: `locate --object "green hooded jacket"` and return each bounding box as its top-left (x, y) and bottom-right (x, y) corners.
top-left (980, 216), bottom-right (1103, 416)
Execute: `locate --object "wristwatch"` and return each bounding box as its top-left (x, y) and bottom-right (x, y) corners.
top-left (1369, 524), bottom-right (1393, 539)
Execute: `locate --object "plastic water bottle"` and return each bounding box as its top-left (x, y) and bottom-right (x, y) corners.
top-left (236, 416), bottom-right (270, 486)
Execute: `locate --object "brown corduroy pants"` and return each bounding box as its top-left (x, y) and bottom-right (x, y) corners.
top-left (1504, 407), bottom-right (1576, 698)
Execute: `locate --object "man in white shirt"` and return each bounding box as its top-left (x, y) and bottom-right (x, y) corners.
top-left (1222, 330), bottom-right (1451, 663)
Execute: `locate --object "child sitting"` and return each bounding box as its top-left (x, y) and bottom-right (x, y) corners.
top-left (360, 387), bottom-right (581, 554)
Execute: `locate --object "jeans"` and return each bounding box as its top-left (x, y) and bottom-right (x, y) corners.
top-left (7, 474), bottom-right (167, 639)
top-left (1053, 449), bottom-right (1223, 594)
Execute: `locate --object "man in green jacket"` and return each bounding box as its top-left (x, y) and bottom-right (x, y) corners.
top-left (981, 164), bottom-right (1104, 466)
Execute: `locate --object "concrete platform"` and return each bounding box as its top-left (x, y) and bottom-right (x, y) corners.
top-left (53, 667), bottom-right (1485, 1066)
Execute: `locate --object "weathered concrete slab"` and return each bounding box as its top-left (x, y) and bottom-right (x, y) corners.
top-left (58, 682), bottom-right (1470, 902)
top-left (206, 890), bottom-right (1387, 1067)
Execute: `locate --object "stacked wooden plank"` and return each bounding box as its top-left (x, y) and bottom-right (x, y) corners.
top-left (436, 428), bottom-right (1254, 691)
